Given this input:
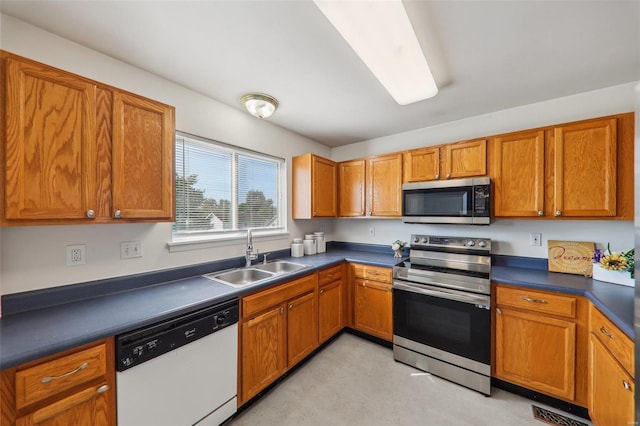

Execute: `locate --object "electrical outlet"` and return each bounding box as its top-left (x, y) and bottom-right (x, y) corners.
top-left (66, 245), bottom-right (86, 266)
top-left (530, 233), bottom-right (542, 246)
top-left (121, 241), bottom-right (143, 259)
top-left (369, 227), bottom-right (375, 237)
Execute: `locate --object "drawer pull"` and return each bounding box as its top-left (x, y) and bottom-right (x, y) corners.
top-left (623, 380), bottom-right (632, 391)
top-left (600, 326), bottom-right (614, 339)
top-left (97, 384), bottom-right (110, 394)
top-left (520, 296), bottom-right (548, 304)
top-left (41, 362), bottom-right (89, 383)
top-left (320, 289), bottom-right (324, 295)
top-left (325, 274), bottom-right (333, 278)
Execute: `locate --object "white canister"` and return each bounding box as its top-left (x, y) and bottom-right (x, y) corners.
top-left (314, 232), bottom-right (326, 253)
top-left (291, 238), bottom-right (304, 257)
top-left (303, 237), bottom-right (317, 255)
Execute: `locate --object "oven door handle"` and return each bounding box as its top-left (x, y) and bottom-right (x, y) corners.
top-left (393, 281), bottom-right (490, 306)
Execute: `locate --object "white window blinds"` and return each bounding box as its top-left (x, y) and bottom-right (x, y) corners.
top-left (174, 132), bottom-right (284, 238)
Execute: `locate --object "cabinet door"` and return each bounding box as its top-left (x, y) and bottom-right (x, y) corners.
top-left (312, 155), bottom-right (337, 217)
top-left (4, 57), bottom-right (97, 221)
top-left (15, 383), bottom-right (111, 426)
top-left (442, 139), bottom-right (486, 179)
top-left (354, 278), bottom-right (393, 341)
top-left (490, 131), bottom-right (545, 217)
top-left (495, 307), bottom-right (576, 401)
top-left (403, 147), bottom-right (440, 182)
top-left (338, 159), bottom-right (366, 217)
top-left (589, 334), bottom-right (634, 426)
top-left (287, 292), bottom-right (319, 367)
top-left (319, 279), bottom-right (344, 343)
top-left (112, 91), bottom-right (174, 220)
top-left (367, 153), bottom-right (402, 217)
top-left (553, 118), bottom-right (616, 217)
top-left (241, 306), bottom-right (286, 402)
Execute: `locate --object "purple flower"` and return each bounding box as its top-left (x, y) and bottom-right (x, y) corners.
top-left (593, 248), bottom-right (604, 263)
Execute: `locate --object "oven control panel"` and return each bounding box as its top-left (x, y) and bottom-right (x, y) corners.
top-left (410, 235), bottom-right (491, 252)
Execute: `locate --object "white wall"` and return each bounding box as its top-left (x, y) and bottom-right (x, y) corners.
top-left (0, 14), bottom-right (636, 297)
top-left (328, 83), bottom-right (637, 258)
top-left (0, 15), bottom-right (332, 295)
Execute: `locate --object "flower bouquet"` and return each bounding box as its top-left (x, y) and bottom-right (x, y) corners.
top-left (392, 240), bottom-right (407, 258)
top-left (592, 244), bottom-right (634, 287)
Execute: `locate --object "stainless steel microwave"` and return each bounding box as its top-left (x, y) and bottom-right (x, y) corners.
top-left (402, 177), bottom-right (491, 225)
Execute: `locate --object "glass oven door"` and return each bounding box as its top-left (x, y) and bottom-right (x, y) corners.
top-left (393, 281), bottom-right (490, 365)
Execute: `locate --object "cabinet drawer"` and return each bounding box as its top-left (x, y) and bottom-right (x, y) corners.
top-left (590, 304), bottom-right (634, 375)
top-left (318, 264), bottom-right (343, 286)
top-left (496, 286), bottom-right (576, 318)
top-left (15, 342), bottom-right (107, 410)
top-left (351, 264), bottom-right (392, 283)
top-left (242, 273), bottom-right (317, 319)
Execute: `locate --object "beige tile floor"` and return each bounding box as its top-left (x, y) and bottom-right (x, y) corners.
top-left (229, 333), bottom-right (591, 426)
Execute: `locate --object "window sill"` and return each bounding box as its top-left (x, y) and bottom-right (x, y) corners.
top-left (167, 230), bottom-right (290, 253)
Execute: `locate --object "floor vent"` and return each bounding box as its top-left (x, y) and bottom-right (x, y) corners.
top-left (532, 405), bottom-right (589, 426)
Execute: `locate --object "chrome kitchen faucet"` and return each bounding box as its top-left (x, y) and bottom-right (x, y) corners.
top-left (245, 229), bottom-right (258, 267)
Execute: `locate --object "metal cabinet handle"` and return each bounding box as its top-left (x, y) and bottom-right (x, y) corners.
top-left (320, 289), bottom-right (324, 295)
top-left (623, 380), bottom-right (632, 391)
top-left (41, 362), bottom-right (89, 383)
top-left (446, 173), bottom-right (451, 179)
top-left (368, 211), bottom-right (372, 216)
top-left (600, 326), bottom-right (614, 339)
top-left (538, 210), bottom-right (544, 216)
top-left (520, 296), bottom-right (548, 304)
top-left (289, 304), bottom-right (294, 310)
top-left (279, 307), bottom-right (284, 315)
top-left (496, 308), bottom-right (502, 315)
top-left (114, 209), bottom-right (122, 219)
top-left (97, 384), bottom-right (110, 394)
top-left (86, 210), bottom-right (95, 218)
top-left (313, 211), bottom-right (317, 216)
top-left (435, 174), bottom-right (440, 179)
top-left (555, 210), bottom-right (562, 216)
top-left (360, 211), bottom-right (365, 215)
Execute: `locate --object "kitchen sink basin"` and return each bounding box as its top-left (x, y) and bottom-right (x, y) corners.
top-left (203, 261), bottom-right (309, 288)
top-left (254, 261), bottom-right (307, 274)
top-left (204, 268), bottom-right (274, 287)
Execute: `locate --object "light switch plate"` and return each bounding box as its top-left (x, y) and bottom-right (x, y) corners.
top-left (121, 241), bottom-right (143, 259)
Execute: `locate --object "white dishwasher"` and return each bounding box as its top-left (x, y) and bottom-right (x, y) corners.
top-left (116, 299), bottom-right (238, 426)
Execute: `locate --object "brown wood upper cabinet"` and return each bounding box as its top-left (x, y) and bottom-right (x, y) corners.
top-left (403, 139), bottom-right (486, 183)
top-left (339, 153), bottom-right (402, 217)
top-left (1, 51), bottom-right (175, 225)
top-left (292, 153), bottom-right (337, 219)
top-left (489, 113), bottom-right (633, 219)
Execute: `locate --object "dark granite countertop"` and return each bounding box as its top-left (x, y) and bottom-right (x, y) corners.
top-left (0, 247), bottom-right (634, 370)
top-left (0, 248), bottom-right (401, 370)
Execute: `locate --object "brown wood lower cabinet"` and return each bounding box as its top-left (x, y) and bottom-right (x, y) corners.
top-left (493, 284), bottom-right (588, 406)
top-left (351, 264), bottom-right (393, 341)
top-left (1, 338), bottom-right (116, 426)
top-left (318, 264), bottom-right (345, 344)
top-left (239, 273), bottom-right (318, 404)
top-left (589, 334), bottom-right (634, 426)
top-left (588, 304), bottom-right (635, 425)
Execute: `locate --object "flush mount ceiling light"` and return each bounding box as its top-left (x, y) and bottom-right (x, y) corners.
top-left (241, 93), bottom-right (279, 119)
top-left (314, 0), bottom-right (438, 105)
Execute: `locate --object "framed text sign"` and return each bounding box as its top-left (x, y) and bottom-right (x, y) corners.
top-left (548, 240), bottom-right (594, 275)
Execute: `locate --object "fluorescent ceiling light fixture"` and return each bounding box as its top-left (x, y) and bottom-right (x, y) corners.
top-left (314, 0), bottom-right (438, 105)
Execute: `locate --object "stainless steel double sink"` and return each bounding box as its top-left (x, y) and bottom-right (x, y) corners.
top-left (202, 260), bottom-right (309, 288)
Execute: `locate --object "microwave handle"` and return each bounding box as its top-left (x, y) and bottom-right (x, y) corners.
top-left (393, 281), bottom-right (490, 306)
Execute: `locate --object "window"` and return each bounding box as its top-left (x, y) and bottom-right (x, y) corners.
top-left (173, 132), bottom-right (285, 240)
